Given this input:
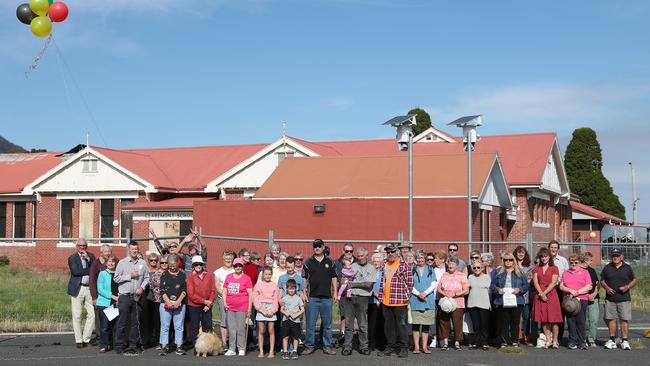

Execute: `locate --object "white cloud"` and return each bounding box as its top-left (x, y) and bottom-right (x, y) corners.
top-left (426, 83), bottom-right (649, 134)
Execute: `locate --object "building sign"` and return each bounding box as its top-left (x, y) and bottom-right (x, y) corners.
top-left (133, 211), bottom-right (193, 221)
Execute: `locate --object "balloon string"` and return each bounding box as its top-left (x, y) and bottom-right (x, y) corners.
top-left (25, 34), bottom-right (53, 79)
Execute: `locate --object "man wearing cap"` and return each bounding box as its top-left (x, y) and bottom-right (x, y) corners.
top-left (68, 239), bottom-right (96, 348)
top-left (187, 255), bottom-right (215, 346)
top-left (377, 243), bottom-right (414, 358)
top-left (302, 239), bottom-right (338, 355)
top-left (334, 243), bottom-right (357, 347)
top-left (398, 241), bottom-right (412, 259)
top-left (600, 249), bottom-right (637, 350)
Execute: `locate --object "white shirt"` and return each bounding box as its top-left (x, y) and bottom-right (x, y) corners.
top-left (554, 254), bottom-right (569, 278)
top-left (213, 266), bottom-right (234, 293)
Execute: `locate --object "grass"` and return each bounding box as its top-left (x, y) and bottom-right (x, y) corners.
top-left (498, 346), bottom-right (525, 354)
top-left (0, 266), bottom-right (71, 332)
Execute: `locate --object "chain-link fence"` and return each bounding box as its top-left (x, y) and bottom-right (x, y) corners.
top-left (1, 233), bottom-right (648, 332)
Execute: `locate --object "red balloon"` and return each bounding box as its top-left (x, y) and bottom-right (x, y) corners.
top-left (48, 2), bottom-right (68, 22)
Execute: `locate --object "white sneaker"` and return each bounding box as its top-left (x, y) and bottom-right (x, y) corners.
top-left (621, 340), bottom-right (631, 350)
top-left (429, 338), bottom-right (437, 348)
top-left (238, 350), bottom-right (246, 356)
top-left (604, 340), bottom-right (617, 349)
top-left (224, 350), bottom-right (237, 356)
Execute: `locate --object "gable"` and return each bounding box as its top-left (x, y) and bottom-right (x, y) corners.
top-left (541, 153), bottom-right (562, 193)
top-left (205, 137), bottom-right (320, 192)
top-left (25, 149), bottom-right (154, 194)
top-left (413, 127), bottom-right (457, 144)
top-left (478, 158), bottom-right (512, 209)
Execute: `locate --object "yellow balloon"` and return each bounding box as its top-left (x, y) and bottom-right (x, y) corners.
top-left (30, 0), bottom-right (49, 17)
top-left (30, 16), bottom-right (52, 38)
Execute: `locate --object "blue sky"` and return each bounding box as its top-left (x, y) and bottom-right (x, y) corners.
top-left (1, 0), bottom-right (649, 222)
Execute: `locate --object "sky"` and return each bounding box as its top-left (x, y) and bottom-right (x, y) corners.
top-left (1, 0), bottom-right (649, 222)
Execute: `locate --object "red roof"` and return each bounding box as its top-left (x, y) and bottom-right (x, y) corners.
top-left (292, 132), bottom-right (557, 186)
top-left (256, 153), bottom-right (497, 199)
top-left (94, 143), bottom-right (268, 191)
top-left (570, 201), bottom-right (627, 224)
top-left (124, 197), bottom-right (217, 210)
top-left (0, 153), bottom-right (62, 193)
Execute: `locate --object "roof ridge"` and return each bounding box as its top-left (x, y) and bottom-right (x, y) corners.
top-left (121, 142), bottom-right (270, 152)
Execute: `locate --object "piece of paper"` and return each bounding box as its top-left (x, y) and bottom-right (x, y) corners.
top-left (103, 305), bottom-right (119, 321)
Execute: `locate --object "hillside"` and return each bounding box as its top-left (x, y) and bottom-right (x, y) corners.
top-left (0, 136), bottom-right (28, 153)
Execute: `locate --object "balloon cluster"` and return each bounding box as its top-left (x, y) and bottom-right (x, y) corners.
top-left (16, 0), bottom-right (69, 38)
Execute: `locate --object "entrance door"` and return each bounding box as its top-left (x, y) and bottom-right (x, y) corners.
top-left (79, 200), bottom-right (94, 239)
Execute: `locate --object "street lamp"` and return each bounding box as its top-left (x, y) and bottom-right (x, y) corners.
top-left (447, 115), bottom-right (482, 253)
top-left (383, 114), bottom-right (417, 242)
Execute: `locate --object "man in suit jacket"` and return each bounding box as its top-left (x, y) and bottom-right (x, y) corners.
top-left (68, 239), bottom-right (96, 348)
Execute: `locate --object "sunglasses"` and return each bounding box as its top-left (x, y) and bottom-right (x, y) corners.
top-left (344, 250), bottom-right (354, 253)
top-left (160, 262), bottom-right (168, 264)
top-left (504, 259), bottom-right (514, 262)
top-left (149, 259), bottom-right (158, 262)
top-left (313, 244), bottom-right (324, 249)
top-left (612, 254), bottom-right (621, 257)
top-left (427, 258), bottom-right (435, 261)
top-left (386, 250), bottom-right (397, 254)
top-left (234, 264), bottom-right (243, 268)
top-left (472, 266), bottom-right (482, 270)
top-left (471, 256), bottom-right (480, 259)
top-left (193, 263), bottom-right (203, 267)
top-left (448, 248), bottom-right (458, 252)
top-left (295, 258), bottom-right (303, 261)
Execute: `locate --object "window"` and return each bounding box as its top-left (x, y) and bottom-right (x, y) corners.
top-left (14, 202), bottom-right (26, 238)
top-left (120, 199), bottom-right (134, 239)
top-left (0, 203), bottom-right (6, 238)
top-left (180, 220), bottom-right (193, 237)
top-left (100, 199), bottom-right (114, 242)
top-left (81, 158), bottom-right (98, 173)
top-left (61, 200), bottom-right (74, 238)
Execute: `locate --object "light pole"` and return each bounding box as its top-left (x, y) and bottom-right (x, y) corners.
top-left (629, 162), bottom-right (639, 225)
top-left (383, 115), bottom-right (417, 242)
top-left (448, 115), bottom-right (482, 254)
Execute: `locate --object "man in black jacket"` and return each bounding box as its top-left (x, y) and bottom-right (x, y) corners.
top-left (68, 239), bottom-right (96, 348)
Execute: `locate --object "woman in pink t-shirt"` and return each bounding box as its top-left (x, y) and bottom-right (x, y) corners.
top-left (559, 254), bottom-right (593, 350)
top-left (436, 257), bottom-right (469, 350)
top-left (223, 258), bottom-right (253, 356)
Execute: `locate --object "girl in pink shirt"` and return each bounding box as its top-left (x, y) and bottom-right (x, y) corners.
top-left (253, 266), bottom-right (279, 358)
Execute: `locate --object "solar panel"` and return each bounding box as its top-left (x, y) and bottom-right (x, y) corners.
top-left (447, 115), bottom-right (482, 127)
top-left (382, 115), bottom-right (416, 126)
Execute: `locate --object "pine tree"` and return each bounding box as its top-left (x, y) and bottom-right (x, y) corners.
top-left (564, 128), bottom-right (626, 219)
top-left (407, 108), bottom-right (432, 136)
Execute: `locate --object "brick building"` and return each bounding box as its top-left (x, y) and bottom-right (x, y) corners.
top-left (0, 127), bottom-right (571, 271)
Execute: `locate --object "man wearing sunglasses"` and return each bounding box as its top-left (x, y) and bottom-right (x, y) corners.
top-left (302, 239), bottom-right (338, 355)
top-left (334, 243), bottom-right (357, 348)
top-left (446, 244), bottom-right (468, 275)
top-left (600, 249), bottom-right (637, 350)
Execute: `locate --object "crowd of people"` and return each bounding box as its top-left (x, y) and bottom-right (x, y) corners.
top-left (68, 234), bottom-right (638, 358)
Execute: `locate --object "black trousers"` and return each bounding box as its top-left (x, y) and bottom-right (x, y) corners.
top-left (498, 305), bottom-right (523, 345)
top-left (188, 305), bottom-right (213, 345)
top-left (140, 299), bottom-right (160, 347)
top-left (115, 295), bottom-right (142, 350)
top-left (382, 304), bottom-right (408, 351)
top-left (367, 303), bottom-right (386, 350)
top-left (567, 299), bottom-right (588, 347)
top-left (468, 307), bottom-right (490, 346)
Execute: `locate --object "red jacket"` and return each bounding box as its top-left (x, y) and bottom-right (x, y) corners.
top-left (187, 270), bottom-right (216, 307)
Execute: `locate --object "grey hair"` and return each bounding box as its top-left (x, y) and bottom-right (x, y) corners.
top-left (356, 247), bottom-right (368, 256)
top-left (270, 243), bottom-right (281, 251)
top-left (371, 253), bottom-right (384, 262)
top-left (447, 256), bottom-right (459, 265)
top-left (279, 251), bottom-right (289, 259)
top-left (481, 252), bottom-right (494, 264)
top-left (100, 244), bottom-right (112, 252)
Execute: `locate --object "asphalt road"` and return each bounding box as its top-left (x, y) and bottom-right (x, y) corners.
top-left (1, 310), bottom-right (649, 366)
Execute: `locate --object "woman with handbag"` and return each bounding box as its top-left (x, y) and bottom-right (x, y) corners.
top-left (490, 252), bottom-right (529, 348)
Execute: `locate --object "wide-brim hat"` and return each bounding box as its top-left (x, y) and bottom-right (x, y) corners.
top-left (562, 297), bottom-right (581, 316)
top-left (191, 255), bottom-right (204, 265)
top-left (397, 240), bottom-right (412, 249)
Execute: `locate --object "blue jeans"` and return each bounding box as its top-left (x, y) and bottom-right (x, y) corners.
top-left (159, 303), bottom-right (185, 346)
top-left (305, 297), bottom-right (332, 348)
top-left (97, 305), bottom-right (118, 349)
top-left (521, 303), bottom-right (531, 337)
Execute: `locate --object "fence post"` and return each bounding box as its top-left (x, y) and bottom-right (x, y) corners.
top-left (125, 228), bottom-right (132, 257)
top-left (526, 232), bottom-right (533, 255)
top-left (397, 231), bottom-right (403, 242)
top-left (268, 230), bottom-right (274, 250)
top-left (198, 226), bottom-right (203, 257)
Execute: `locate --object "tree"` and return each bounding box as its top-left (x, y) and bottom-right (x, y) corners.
top-left (564, 128), bottom-right (626, 219)
top-left (407, 107), bottom-right (432, 136)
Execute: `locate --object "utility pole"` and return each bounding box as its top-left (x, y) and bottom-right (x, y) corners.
top-left (629, 162), bottom-right (639, 225)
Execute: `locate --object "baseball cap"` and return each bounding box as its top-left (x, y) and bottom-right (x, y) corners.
top-left (233, 258), bottom-right (245, 266)
top-left (610, 248), bottom-right (622, 256)
top-left (384, 243), bottom-right (398, 253)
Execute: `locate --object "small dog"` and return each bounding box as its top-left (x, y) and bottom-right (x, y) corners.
top-left (536, 333), bottom-right (547, 348)
top-left (194, 330), bottom-right (223, 357)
